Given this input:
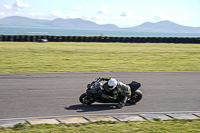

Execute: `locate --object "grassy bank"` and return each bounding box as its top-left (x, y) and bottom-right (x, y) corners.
top-left (0, 42), bottom-right (200, 73)
top-left (0, 119), bottom-right (200, 133)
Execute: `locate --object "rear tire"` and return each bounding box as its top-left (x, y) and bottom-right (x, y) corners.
top-left (79, 93), bottom-right (96, 105)
top-left (131, 90), bottom-right (143, 103)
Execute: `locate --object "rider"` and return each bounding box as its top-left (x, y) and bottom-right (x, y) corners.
top-left (100, 77), bottom-right (131, 108)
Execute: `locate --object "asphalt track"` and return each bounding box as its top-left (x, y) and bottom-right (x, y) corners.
top-left (0, 71), bottom-right (200, 120)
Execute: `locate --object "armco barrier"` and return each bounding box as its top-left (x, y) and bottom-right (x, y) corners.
top-left (0, 35), bottom-right (199, 43)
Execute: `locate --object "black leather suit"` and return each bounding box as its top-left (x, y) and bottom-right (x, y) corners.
top-left (101, 78), bottom-right (131, 108)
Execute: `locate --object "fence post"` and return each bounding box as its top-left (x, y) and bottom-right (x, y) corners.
top-left (84, 36), bottom-right (89, 42)
top-left (197, 38), bottom-right (200, 44)
top-left (2, 35), bottom-right (6, 41)
top-left (130, 37), bottom-right (135, 43)
top-left (109, 37), bottom-right (114, 42)
top-left (0, 35), bottom-right (2, 41)
top-left (10, 35), bottom-right (14, 41)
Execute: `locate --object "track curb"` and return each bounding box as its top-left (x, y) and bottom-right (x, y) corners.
top-left (0, 112), bottom-right (200, 127)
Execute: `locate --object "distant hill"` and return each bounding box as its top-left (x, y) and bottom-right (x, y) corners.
top-left (122, 20), bottom-right (200, 33)
top-left (0, 16), bottom-right (50, 28)
top-left (45, 18), bottom-right (119, 30)
top-left (0, 16), bottom-right (119, 31)
top-left (0, 16), bottom-right (200, 33)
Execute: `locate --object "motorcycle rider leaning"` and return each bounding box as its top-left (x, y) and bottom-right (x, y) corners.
top-left (100, 77), bottom-right (131, 108)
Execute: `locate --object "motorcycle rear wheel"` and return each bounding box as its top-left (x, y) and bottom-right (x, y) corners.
top-left (79, 93), bottom-right (96, 105)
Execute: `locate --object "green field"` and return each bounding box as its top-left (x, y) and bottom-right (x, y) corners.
top-left (0, 42), bottom-right (200, 73)
top-left (0, 42), bottom-right (200, 132)
top-left (1, 119), bottom-right (200, 133)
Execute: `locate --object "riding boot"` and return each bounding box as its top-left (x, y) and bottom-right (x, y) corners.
top-left (117, 96), bottom-right (128, 108)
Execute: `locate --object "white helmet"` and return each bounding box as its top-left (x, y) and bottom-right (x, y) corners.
top-left (108, 78), bottom-right (118, 90)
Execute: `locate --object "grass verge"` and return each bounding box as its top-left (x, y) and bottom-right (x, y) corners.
top-left (0, 42), bottom-right (200, 73)
top-left (0, 119), bottom-right (200, 133)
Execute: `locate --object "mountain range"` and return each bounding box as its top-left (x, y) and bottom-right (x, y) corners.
top-left (0, 16), bottom-right (200, 33)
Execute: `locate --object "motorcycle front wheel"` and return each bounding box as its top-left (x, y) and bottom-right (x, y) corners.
top-left (79, 93), bottom-right (96, 105)
top-left (130, 90), bottom-right (143, 103)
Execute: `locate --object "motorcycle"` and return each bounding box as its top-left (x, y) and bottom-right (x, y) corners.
top-left (79, 77), bottom-right (143, 106)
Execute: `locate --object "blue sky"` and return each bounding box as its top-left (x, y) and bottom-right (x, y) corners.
top-left (0, 0), bottom-right (200, 27)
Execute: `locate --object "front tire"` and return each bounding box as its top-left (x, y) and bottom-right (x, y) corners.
top-left (79, 93), bottom-right (96, 105)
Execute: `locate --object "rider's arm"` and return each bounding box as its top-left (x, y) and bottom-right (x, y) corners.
top-left (117, 83), bottom-right (131, 108)
top-left (101, 77), bottom-right (111, 81)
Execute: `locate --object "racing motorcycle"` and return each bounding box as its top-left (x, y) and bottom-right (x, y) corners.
top-left (79, 77), bottom-right (143, 106)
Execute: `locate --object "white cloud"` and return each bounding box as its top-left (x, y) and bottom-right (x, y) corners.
top-left (81, 13), bottom-right (92, 20)
top-left (178, 17), bottom-right (189, 20)
top-left (28, 12), bottom-right (46, 18)
top-left (28, 11), bottom-right (81, 20)
top-left (0, 0), bottom-right (29, 18)
top-left (1, 0), bottom-right (29, 12)
top-left (13, 0), bottom-right (29, 10)
top-left (113, 10), bottom-right (144, 23)
top-left (2, 5), bottom-right (12, 10)
top-left (92, 14), bottom-right (108, 20)
top-left (133, 16), bottom-right (144, 21)
top-left (92, 15), bottom-right (102, 20)
top-left (0, 12), bottom-right (5, 18)
top-left (67, 13), bottom-right (81, 19)
top-left (98, 5), bottom-right (110, 14)
top-left (115, 20), bottom-right (141, 28)
top-left (150, 13), bottom-right (175, 21)
top-left (74, 5), bottom-right (82, 10)
top-left (51, 10), bottom-right (67, 18)
top-left (120, 10), bottom-right (132, 17)
top-left (27, 11), bottom-right (68, 20)
top-left (149, 13), bottom-right (190, 24)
